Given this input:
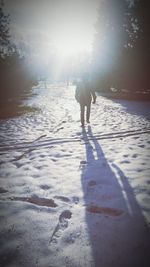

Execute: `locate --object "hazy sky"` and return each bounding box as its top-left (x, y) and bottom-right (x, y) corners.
top-left (4, 0), bottom-right (100, 57)
top-left (3, 0), bottom-right (137, 76)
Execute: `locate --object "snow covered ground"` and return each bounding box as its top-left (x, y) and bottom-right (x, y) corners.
top-left (0, 83), bottom-right (150, 267)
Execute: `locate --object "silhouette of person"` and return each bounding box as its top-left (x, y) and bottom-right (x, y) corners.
top-left (75, 77), bottom-right (96, 127)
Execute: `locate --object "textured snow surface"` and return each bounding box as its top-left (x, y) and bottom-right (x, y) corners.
top-left (0, 84), bottom-right (150, 267)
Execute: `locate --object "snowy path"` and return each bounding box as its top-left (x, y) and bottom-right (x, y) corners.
top-left (0, 84), bottom-right (150, 267)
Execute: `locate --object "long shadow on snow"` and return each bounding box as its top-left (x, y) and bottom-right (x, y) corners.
top-left (81, 126), bottom-right (150, 267)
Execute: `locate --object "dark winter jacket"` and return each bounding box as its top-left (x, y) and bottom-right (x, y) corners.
top-left (75, 82), bottom-right (96, 106)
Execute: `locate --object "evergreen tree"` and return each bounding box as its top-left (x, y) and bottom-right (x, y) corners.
top-left (0, 1), bottom-right (38, 101)
top-left (92, 0), bottom-right (150, 92)
top-left (0, 0), bottom-right (12, 57)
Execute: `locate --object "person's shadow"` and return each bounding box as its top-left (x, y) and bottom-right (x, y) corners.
top-left (81, 125), bottom-right (150, 267)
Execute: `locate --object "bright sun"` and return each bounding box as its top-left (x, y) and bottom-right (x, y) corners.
top-left (53, 28), bottom-right (92, 57)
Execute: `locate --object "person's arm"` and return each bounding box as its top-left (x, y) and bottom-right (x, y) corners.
top-left (91, 91), bottom-right (97, 104)
top-left (75, 87), bottom-right (80, 102)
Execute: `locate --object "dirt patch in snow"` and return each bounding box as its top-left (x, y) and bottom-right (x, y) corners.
top-left (11, 196), bottom-right (58, 208)
top-left (87, 205), bottom-right (124, 216)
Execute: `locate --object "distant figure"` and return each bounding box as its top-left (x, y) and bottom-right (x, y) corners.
top-left (75, 78), bottom-right (96, 127)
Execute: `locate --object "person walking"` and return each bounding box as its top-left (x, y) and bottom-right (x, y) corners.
top-left (75, 77), bottom-right (96, 127)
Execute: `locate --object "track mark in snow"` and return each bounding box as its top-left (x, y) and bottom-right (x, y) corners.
top-left (40, 184), bottom-right (51, 190)
top-left (11, 196), bottom-right (58, 208)
top-left (1, 128), bottom-right (150, 152)
top-left (54, 195), bottom-right (79, 204)
top-left (53, 115), bottom-right (68, 134)
top-left (54, 196), bottom-right (70, 203)
top-left (12, 148), bottom-right (34, 161)
top-left (54, 127), bottom-right (64, 133)
top-left (80, 160), bottom-right (87, 165)
top-left (120, 160), bottom-right (130, 164)
top-left (32, 134), bottom-right (47, 142)
top-left (49, 210), bottom-right (72, 244)
top-left (0, 187), bottom-right (8, 194)
top-left (87, 205), bottom-right (124, 216)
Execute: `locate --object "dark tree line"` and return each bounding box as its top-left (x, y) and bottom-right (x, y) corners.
top-left (92, 0), bottom-right (150, 93)
top-left (0, 1), bottom-right (12, 56)
top-left (0, 2), bottom-right (37, 102)
top-left (1, 0), bottom-right (149, 103)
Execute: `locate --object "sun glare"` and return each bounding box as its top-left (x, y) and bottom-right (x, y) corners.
top-left (53, 29), bottom-right (92, 57)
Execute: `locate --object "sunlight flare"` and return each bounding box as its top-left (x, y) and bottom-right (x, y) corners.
top-left (53, 29), bottom-right (92, 57)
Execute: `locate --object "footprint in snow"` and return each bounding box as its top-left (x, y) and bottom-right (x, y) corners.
top-left (88, 180), bottom-right (97, 187)
top-left (49, 210), bottom-right (72, 244)
top-left (0, 187), bottom-right (8, 194)
top-left (76, 132), bottom-right (82, 136)
top-left (40, 184), bottom-right (51, 190)
top-left (132, 153), bottom-right (138, 158)
top-left (59, 210), bottom-right (72, 221)
top-left (80, 160), bottom-right (87, 165)
top-left (72, 196), bottom-right (79, 204)
top-left (138, 144), bottom-right (145, 148)
top-left (54, 195), bottom-right (79, 204)
top-left (54, 195), bottom-right (70, 203)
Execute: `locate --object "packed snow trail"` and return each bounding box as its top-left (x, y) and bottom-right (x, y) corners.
top-left (0, 84), bottom-right (150, 267)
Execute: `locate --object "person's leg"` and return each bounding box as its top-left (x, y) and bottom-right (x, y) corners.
top-left (80, 104), bottom-right (85, 126)
top-left (86, 102), bottom-right (91, 123)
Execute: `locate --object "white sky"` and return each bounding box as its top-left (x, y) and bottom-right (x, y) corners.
top-left (4, 0), bottom-right (136, 76)
top-left (5, 0), bottom-right (100, 57)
